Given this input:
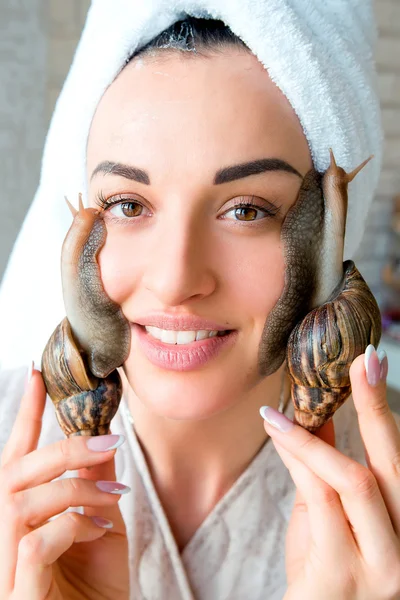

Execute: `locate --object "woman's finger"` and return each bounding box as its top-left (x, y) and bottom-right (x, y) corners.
top-left (350, 347), bottom-right (400, 536)
top-left (284, 486), bottom-right (310, 585)
top-left (0, 365), bottom-right (46, 467)
top-left (0, 475), bottom-right (126, 597)
top-left (77, 429), bottom-right (129, 536)
top-left (272, 439), bottom-right (352, 560)
top-left (0, 435), bottom-right (125, 597)
top-left (260, 405), bottom-right (398, 567)
top-left (1, 434), bottom-right (125, 494)
top-left (282, 419), bottom-right (337, 582)
top-left (13, 476), bottom-right (129, 528)
top-left (12, 512), bottom-right (113, 600)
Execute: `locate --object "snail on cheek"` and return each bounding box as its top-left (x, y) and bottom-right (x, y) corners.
top-left (41, 194), bottom-right (131, 437)
top-left (258, 167), bottom-right (323, 378)
top-left (258, 149), bottom-right (382, 432)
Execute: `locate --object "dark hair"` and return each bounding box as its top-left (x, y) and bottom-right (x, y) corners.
top-left (126, 16), bottom-right (249, 63)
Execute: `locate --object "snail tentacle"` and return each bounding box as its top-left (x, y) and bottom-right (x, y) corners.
top-left (313, 149), bottom-right (374, 308)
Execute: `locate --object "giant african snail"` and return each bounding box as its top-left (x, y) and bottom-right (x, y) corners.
top-left (41, 150), bottom-right (381, 438)
top-left (41, 194), bottom-right (131, 437)
top-left (285, 150), bottom-right (382, 431)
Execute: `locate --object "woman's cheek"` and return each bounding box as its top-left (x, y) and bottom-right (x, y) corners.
top-left (96, 221), bottom-right (285, 321)
top-left (232, 237), bottom-right (285, 319)
top-left (98, 233), bottom-right (139, 305)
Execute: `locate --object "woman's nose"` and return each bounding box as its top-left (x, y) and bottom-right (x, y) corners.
top-left (141, 217), bottom-right (216, 306)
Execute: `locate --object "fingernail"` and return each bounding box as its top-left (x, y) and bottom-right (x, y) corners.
top-left (95, 480), bottom-right (131, 494)
top-left (24, 360), bottom-right (34, 392)
top-left (259, 405), bottom-right (294, 433)
top-left (377, 349), bottom-right (388, 383)
top-left (364, 344), bottom-right (380, 387)
top-left (86, 434), bottom-right (125, 452)
top-left (91, 516), bottom-right (114, 529)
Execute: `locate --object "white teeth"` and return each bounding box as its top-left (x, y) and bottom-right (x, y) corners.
top-left (196, 330), bottom-right (210, 341)
top-left (161, 329), bottom-right (178, 344)
top-left (144, 326), bottom-right (221, 344)
top-left (176, 331), bottom-right (197, 344)
top-left (146, 326), bottom-right (162, 340)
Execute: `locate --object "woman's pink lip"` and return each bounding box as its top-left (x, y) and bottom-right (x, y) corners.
top-left (132, 324), bottom-right (238, 371)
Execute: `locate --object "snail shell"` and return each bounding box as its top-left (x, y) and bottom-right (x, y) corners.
top-left (285, 150), bottom-right (382, 431)
top-left (41, 317), bottom-right (122, 437)
top-left (287, 260), bottom-right (382, 431)
top-left (41, 194), bottom-right (131, 438)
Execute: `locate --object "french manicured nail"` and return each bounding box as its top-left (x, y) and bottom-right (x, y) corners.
top-left (86, 434), bottom-right (125, 452)
top-left (95, 480), bottom-right (131, 494)
top-left (377, 349), bottom-right (388, 383)
top-left (24, 360), bottom-right (34, 392)
top-left (259, 405), bottom-right (294, 433)
top-left (91, 516), bottom-right (114, 529)
top-left (364, 344), bottom-right (380, 387)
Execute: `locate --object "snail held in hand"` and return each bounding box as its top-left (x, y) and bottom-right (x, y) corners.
top-left (41, 194), bottom-right (131, 437)
top-left (285, 150), bottom-right (382, 431)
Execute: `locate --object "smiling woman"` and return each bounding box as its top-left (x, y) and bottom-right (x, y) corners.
top-left (85, 40), bottom-right (312, 426)
top-left (0, 5), bottom-right (398, 600)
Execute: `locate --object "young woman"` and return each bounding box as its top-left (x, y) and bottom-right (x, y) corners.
top-left (0, 13), bottom-right (399, 600)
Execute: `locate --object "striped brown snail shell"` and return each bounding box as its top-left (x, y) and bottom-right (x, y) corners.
top-left (285, 150), bottom-right (382, 431)
top-left (41, 194), bottom-right (131, 437)
top-left (287, 260), bottom-right (381, 431)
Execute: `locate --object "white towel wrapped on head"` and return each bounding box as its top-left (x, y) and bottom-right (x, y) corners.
top-left (0, 0), bottom-right (383, 370)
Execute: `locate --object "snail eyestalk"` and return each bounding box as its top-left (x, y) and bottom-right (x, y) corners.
top-left (64, 196), bottom-right (78, 217)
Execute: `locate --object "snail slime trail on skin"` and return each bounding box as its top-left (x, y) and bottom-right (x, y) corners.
top-left (258, 169), bottom-right (324, 376)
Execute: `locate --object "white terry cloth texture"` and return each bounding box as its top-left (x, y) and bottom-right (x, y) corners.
top-left (0, 0), bottom-right (383, 371)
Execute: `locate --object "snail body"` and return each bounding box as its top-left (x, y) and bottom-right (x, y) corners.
top-left (41, 195), bottom-right (131, 437)
top-left (286, 150), bottom-right (382, 431)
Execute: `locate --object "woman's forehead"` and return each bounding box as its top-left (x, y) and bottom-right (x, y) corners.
top-left (87, 50), bottom-right (311, 176)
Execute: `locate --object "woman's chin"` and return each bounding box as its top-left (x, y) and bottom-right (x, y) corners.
top-left (124, 364), bottom-right (243, 421)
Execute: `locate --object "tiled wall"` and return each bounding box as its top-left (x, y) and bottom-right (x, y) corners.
top-left (355, 0), bottom-right (400, 307)
top-left (0, 0), bottom-right (47, 281)
top-left (47, 0), bottom-right (90, 123)
top-left (1, 0), bottom-right (400, 306)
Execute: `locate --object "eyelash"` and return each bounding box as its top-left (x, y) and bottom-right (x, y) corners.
top-left (94, 191), bottom-right (281, 223)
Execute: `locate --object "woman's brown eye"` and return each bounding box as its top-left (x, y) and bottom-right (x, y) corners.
top-left (223, 202), bottom-right (272, 222)
top-left (110, 202), bottom-right (143, 218)
top-left (235, 206), bottom-right (258, 221)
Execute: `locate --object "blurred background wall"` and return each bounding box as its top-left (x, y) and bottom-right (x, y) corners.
top-left (0, 0), bottom-right (90, 281)
top-left (1, 0), bottom-right (400, 400)
top-left (0, 0), bottom-right (48, 280)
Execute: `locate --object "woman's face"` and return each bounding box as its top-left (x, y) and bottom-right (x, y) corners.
top-left (86, 47), bottom-right (313, 420)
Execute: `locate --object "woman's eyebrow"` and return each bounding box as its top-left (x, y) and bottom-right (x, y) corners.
top-left (90, 161), bottom-right (150, 184)
top-left (90, 158), bottom-right (303, 185)
top-left (214, 158), bottom-right (302, 183)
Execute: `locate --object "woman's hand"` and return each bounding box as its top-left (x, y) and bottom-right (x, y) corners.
top-left (260, 345), bottom-right (400, 600)
top-left (0, 366), bottom-right (130, 600)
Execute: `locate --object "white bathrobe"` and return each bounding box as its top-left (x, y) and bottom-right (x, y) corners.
top-left (1, 365), bottom-right (392, 600)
